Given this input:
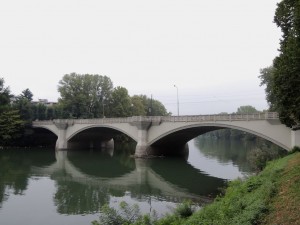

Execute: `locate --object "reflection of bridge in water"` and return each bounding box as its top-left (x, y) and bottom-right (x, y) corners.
top-left (31, 151), bottom-right (225, 204)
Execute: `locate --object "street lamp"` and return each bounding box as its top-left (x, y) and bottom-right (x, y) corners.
top-left (97, 91), bottom-right (105, 118)
top-left (102, 96), bottom-right (105, 118)
top-left (174, 85), bottom-right (179, 116)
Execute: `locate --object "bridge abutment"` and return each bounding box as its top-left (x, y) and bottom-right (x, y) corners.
top-left (291, 129), bottom-right (300, 149)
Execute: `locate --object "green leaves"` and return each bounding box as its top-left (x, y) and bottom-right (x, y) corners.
top-left (57, 73), bottom-right (169, 119)
top-left (0, 110), bottom-right (24, 146)
top-left (236, 105), bottom-right (258, 114)
top-left (260, 0), bottom-right (300, 128)
top-left (58, 73), bottom-right (113, 118)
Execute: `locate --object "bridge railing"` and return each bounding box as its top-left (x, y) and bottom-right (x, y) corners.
top-left (32, 112), bottom-right (279, 125)
top-left (160, 112), bottom-right (279, 122)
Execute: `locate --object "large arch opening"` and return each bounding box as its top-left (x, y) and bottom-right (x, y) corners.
top-left (149, 126), bottom-right (223, 157)
top-left (27, 127), bottom-right (57, 148)
top-left (67, 127), bottom-right (136, 152)
top-left (149, 124), bottom-right (288, 157)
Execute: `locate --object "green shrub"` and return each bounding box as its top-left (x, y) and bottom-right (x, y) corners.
top-left (92, 201), bottom-right (158, 225)
top-left (174, 200), bottom-right (194, 218)
top-left (291, 146), bottom-right (300, 154)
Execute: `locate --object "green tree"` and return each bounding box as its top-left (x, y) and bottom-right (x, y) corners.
top-left (237, 105), bottom-right (258, 114)
top-left (132, 95), bottom-right (169, 116)
top-left (20, 88), bottom-right (33, 101)
top-left (259, 66), bottom-right (276, 111)
top-left (131, 95), bottom-right (147, 116)
top-left (260, 0), bottom-right (300, 128)
top-left (58, 73), bottom-right (113, 118)
top-left (151, 98), bottom-right (169, 116)
top-left (108, 86), bottom-right (132, 117)
top-left (0, 110), bottom-right (24, 146)
top-left (12, 89), bottom-right (34, 122)
top-left (13, 98), bottom-right (32, 122)
top-left (0, 78), bottom-right (12, 113)
top-left (32, 103), bottom-right (47, 120)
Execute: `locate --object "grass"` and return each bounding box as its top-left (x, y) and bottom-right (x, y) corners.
top-left (182, 154), bottom-right (292, 225)
top-left (262, 152), bottom-right (300, 225)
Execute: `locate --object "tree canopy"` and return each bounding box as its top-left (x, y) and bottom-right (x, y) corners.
top-left (0, 78), bottom-right (24, 145)
top-left (260, 0), bottom-right (300, 128)
top-left (58, 73), bottom-right (113, 118)
top-left (0, 78), bottom-right (12, 113)
top-left (237, 105), bottom-right (258, 114)
top-left (57, 73), bottom-right (170, 119)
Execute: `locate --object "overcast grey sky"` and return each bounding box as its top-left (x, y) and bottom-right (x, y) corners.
top-left (0, 0), bottom-right (281, 115)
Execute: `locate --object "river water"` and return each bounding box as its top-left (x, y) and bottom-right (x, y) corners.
top-left (0, 138), bottom-right (256, 225)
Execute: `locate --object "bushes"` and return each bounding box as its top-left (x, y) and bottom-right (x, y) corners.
top-left (291, 146), bottom-right (300, 154)
top-left (92, 200), bottom-right (195, 225)
top-left (91, 201), bottom-right (155, 225)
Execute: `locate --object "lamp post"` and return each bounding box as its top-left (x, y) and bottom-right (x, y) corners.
top-left (102, 96), bottom-right (105, 118)
top-left (97, 91), bottom-right (105, 118)
top-left (174, 85), bottom-right (179, 116)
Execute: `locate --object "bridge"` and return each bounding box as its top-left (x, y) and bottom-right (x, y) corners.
top-left (32, 112), bottom-right (300, 157)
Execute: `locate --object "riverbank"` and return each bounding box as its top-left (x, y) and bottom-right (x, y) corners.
top-left (171, 152), bottom-right (300, 225)
top-left (93, 152), bottom-right (300, 225)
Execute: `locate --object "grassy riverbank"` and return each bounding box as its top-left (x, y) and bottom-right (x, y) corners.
top-left (93, 152), bottom-right (300, 225)
top-left (182, 152), bottom-right (300, 225)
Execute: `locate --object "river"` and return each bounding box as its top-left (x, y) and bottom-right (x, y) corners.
top-left (0, 137), bottom-right (256, 225)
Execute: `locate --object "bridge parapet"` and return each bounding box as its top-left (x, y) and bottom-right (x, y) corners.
top-left (32, 112), bottom-right (279, 126)
top-left (159, 112), bottom-right (279, 122)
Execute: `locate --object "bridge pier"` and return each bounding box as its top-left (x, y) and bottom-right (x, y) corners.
top-left (55, 121), bottom-right (69, 150)
top-left (132, 120), bottom-right (152, 158)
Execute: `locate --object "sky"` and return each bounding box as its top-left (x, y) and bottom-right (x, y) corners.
top-left (0, 0), bottom-right (281, 115)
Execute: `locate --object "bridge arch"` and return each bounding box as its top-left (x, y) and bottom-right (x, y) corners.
top-left (32, 124), bottom-right (59, 137)
top-left (66, 124), bottom-right (138, 142)
top-left (148, 121), bottom-right (290, 151)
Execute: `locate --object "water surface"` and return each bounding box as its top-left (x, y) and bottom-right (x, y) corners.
top-left (0, 138), bottom-right (255, 225)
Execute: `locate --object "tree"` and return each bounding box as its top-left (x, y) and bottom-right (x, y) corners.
top-left (260, 0), bottom-right (300, 128)
top-left (20, 88), bottom-right (33, 101)
top-left (259, 67), bottom-right (276, 111)
top-left (12, 89), bottom-right (34, 122)
top-left (237, 105), bottom-right (258, 114)
top-left (58, 73), bottom-right (113, 118)
top-left (151, 98), bottom-right (170, 116)
top-left (131, 95), bottom-right (169, 116)
top-left (13, 98), bottom-right (32, 122)
top-left (131, 95), bottom-right (147, 116)
top-left (108, 86), bottom-right (132, 117)
top-left (0, 78), bottom-right (12, 113)
top-left (0, 110), bottom-right (24, 146)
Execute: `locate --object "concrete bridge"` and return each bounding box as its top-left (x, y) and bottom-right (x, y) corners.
top-left (32, 112), bottom-right (300, 157)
